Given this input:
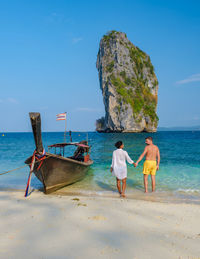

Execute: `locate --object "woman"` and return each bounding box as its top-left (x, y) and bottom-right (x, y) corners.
top-left (110, 141), bottom-right (134, 197)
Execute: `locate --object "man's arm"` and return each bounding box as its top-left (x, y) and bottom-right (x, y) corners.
top-left (135, 147), bottom-right (147, 167)
top-left (156, 147), bottom-right (160, 170)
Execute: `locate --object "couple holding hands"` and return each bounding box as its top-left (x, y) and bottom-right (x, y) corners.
top-left (110, 137), bottom-right (160, 197)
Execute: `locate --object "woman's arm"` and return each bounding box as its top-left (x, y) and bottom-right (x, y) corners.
top-left (110, 152), bottom-right (115, 172)
top-left (135, 147), bottom-right (147, 166)
top-left (125, 151), bottom-right (134, 164)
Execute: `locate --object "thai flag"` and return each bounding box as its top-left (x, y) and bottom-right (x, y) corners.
top-left (56, 113), bottom-right (66, 121)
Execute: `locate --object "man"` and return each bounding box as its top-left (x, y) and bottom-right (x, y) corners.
top-left (134, 137), bottom-right (160, 193)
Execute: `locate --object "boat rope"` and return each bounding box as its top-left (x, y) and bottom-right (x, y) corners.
top-left (0, 164), bottom-right (29, 176)
top-left (35, 149), bottom-right (46, 171)
top-left (0, 150), bottom-right (52, 176)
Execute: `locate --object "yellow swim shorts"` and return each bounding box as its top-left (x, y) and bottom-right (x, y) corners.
top-left (143, 160), bottom-right (157, 175)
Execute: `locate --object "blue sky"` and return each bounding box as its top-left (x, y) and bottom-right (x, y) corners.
top-left (0, 0), bottom-right (200, 132)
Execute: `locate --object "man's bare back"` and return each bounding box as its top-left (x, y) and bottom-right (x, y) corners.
top-left (135, 141), bottom-right (160, 168)
top-left (145, 144), bottom-right (159, 161)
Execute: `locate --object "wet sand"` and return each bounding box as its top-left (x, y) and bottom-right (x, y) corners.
top-left (0, 190), bottom-right (200, 259)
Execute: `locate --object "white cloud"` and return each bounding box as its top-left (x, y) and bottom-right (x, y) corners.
top-left (7, 98), bottom-right (18, 104)
top-left (72, 37), bottom-right (83, 44)
top-left (45, 12), bottom-right (70, 24)
top-left (0, 98), bottom-right (18, 104)
top-left (176, 73), bottom-right (200, 85)
top-left (192, 116), bottom-right (200, 121)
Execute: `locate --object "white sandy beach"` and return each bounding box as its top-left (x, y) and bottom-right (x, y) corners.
top-left (0, 190), bottom-right (200, 259)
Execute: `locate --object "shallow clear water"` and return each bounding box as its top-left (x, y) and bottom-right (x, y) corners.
top-left (0, 131), bottom-right (200, 203)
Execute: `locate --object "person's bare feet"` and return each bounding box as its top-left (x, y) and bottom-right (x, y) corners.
top-left (121, 193), bottom-right (126, 198)
top-left (144, 191), bottom-right (148, 193)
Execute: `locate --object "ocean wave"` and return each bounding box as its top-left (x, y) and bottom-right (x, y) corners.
top-left (176, 188), bottom-right (200, 194)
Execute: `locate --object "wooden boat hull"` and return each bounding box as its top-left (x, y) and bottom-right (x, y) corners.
top-left (25, 153), bottom-right (93, 194)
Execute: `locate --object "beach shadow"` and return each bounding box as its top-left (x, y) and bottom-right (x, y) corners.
top-left (25, 188), bottom-right (37, 197)
top-left (96, 179), bottom-right (144, 193)
top-left (96, 181), bottom-right (116, 192)
top-left (126, 178), bottom-right (144, 191)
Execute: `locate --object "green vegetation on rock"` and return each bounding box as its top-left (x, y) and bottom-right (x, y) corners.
top-left (103, 30), bottom-right (119, 47)
top-left (106, 61), bottom-right (114, 72)
top-left (110, 73), bottom-right (158, 124)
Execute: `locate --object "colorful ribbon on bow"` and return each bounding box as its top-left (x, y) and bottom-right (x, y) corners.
top-left (24, 151), bottom-right (36, 197)
top-left (24, 149), bottom-right (46, 197)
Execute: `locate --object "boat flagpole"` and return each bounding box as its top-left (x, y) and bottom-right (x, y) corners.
top-left (56, 112), bottom-right (67, 143)
top-left (64, 112), bottom-right (67, 143)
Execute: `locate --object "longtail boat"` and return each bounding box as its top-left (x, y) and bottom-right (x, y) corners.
top-left (25, 112), bottom-right (93, 194)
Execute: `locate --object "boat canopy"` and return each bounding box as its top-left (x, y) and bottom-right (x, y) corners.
top-left (48, 142), bottom-right (89, 148)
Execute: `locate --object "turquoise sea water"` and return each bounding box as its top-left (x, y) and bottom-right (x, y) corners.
top-left (0, 132), bottom-right (200, 203)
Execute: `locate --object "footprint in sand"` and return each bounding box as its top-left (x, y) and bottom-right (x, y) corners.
top-left (71, 198), bottom-right (87, 207)
top-left (77, 203), bottom-right (87, 207)
top-left (100, 246), bottom-right (119, 255)
top-left (72, 198), bottom-right (80, 201)
top-left (89, 215), bottom-right (107, 221)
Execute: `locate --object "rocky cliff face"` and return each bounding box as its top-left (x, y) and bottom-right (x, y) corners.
top-left (96, 31), bottom-right (159, 132)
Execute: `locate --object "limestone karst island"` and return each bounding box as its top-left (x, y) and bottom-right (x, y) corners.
top-left (96, 31), bottom-right (159, 133)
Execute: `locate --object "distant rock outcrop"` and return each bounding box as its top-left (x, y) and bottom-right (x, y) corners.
top-left (96, 31), bottom-right (159, 132)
